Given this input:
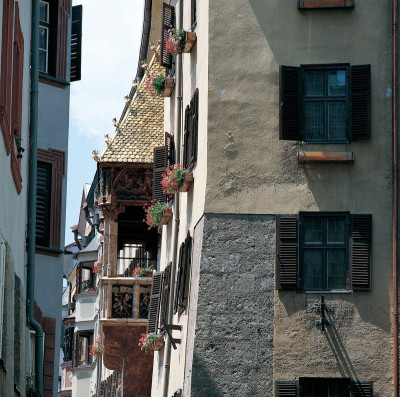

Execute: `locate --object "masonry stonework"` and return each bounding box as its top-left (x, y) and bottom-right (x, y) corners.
top-left (190, 214), bottom-right (275, 396)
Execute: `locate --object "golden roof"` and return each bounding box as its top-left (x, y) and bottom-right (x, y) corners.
top-left (99, 49), bottom-right (164, 163)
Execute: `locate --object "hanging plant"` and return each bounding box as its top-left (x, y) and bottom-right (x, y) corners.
top-left (89, 335), bottom-right (102, 360)
top-left (145, 73), bottom-right (166, 97)
top-left (161, 164), bottom-right (188, 197)
top-left (165, 28), bottom-right (186, 56)
top-left (143, 200), bottom-right (167, 229)
top-left (138, 333), bottom-right (164, 354)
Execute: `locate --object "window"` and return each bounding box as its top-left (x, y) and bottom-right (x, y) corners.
top-left (183, 89), bottom-right (199, 169)
top-left (76, 262), bottom-right (95, 294)
top-left (298, 0), bottom-right (354, 9)
top-left (280, 64), bottom-right (370, 142)
top-left (160, 3), bottom-right (175, 68)
top-left (174, 233), bottom-right (192, 314)
top-left (301, 213), bottom-right (348, 291)
top-left (39, 1), bottom-right (50, 73)
top-left (36, 148), bottom-right (65, 251)
top-left (276, 213), bottom-right (371, 291)
top-left (73, 331), bottom-right (93, 367)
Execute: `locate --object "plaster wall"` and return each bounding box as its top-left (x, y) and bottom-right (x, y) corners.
top-left (76, 296), bottom-right (96, 321)
top-left (205, 2), bottom-right (393, 394)
top-left (153, 0), bottom-right (209, 395)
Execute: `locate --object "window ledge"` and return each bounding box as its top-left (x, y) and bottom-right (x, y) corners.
top-left (298, 0), bottom-right (354, 9)
top-left (297, 151), bottom-right (354, 163)
top-left (39, 72), bottom-right (70, 88)
top-left (35, 245), bottom-right (63, 256)
top-left (302, 290), bottom-right (352, 294)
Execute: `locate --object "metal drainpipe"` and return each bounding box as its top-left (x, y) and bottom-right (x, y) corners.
top-left (27, 0), bottom-right (44, 395)
top-left (393, 0), bottom-right (399, 395)
top-left (162, 0), bottom-right (183, 396)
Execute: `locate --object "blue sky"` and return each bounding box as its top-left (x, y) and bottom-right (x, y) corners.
top-left (65, 0), bottom-right (144, 245)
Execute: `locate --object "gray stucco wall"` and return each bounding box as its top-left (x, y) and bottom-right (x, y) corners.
top-left (188, 214), bottom-right (275, 396)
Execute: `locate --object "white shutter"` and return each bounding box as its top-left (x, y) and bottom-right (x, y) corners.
top-left (0, 234), bottom-right (6, 358)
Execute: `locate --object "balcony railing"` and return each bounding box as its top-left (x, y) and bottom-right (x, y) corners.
top-left (117, 258), bottom-right (156, 277)
top-left (100, 277), bottom-right (152, 323)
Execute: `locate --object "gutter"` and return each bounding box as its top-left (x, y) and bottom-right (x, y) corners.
top-left (162, 1), bottom-right (183, 396)
top-left (27, 0), bottom-right (44, 395)
top-left (393, 0), bottom-right (399, 394)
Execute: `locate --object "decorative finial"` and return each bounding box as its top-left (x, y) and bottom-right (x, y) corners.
top-left (150, 41), bottom-right (157, 50)
top-left (92, 150), bottom-right (100, 162)
top-left (124, 95), bottom-right (130, 103)
top-left (141, 60), bottom-right (148, 70)
top-left (112, 117), bottom-right (117, 127)
top-left (132, 79), bottom-right (137, 88)
top-left (104, 134), bottom-right (111, 145)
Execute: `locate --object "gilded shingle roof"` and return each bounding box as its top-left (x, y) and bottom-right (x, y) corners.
top-left (99, 49), bottom-right (164, 163)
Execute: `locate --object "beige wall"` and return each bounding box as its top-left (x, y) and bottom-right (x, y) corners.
top-left (206, 0), bottom-right (392, 395)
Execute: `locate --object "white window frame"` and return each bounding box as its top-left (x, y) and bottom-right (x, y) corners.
top-left (39, 1), bottom-right (50, 74)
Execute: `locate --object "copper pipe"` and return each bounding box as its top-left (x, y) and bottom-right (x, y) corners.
top-left (393, 0), bottom-right (399, 394)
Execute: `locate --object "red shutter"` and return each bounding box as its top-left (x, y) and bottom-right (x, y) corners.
top-left (280, 66), bottom-right (301, 141)
top-left (351, 65), bottom-right (371, 141)
top-left (153, 146), bottom-right (167, 202)
top-left (276, 216), bottom-right (299, 290)
top-left (350, 215), bottom-right (372, 290)
top-left (147, 272), bottom-right (162, 334)
top-left (161, 3), bottom-right (174, 68)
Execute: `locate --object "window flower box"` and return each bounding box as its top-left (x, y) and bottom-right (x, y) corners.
top-left (159, 208), bottom-right (173, 225)
top-left (162, 78), bottom-right (175, 97)
top-left (139, 333), bottom-right (164, 353)
top-left (178, 172), bottom-right (193, 192)
top-left (183, 32), bottom-right (196, 53)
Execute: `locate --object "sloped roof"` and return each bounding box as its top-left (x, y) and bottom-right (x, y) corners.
top-left (99, 48), bottom-right (164, 163)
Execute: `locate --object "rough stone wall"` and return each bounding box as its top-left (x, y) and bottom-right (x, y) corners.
top-left (190, 214), bottom-right (275, 396)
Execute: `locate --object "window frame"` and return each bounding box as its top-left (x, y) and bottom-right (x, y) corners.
top-left (300, 212), bottom-right (349, 292)
top-left (73, 330), bottom-right (93, 367)
top-left (301, 64), bottom-right (350, 143)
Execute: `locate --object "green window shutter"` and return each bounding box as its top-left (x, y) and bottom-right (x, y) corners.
top-left (153, 146), bottom-right (167, 202)
top-left (183, 105), bottom-right (191, 168)
top-left (350, 381), bottom-right (373, 396)
top-left (280, 66), bottom-right (302, 141)
top-left (191, 0), bottom-right (196, 27)
top-left (180, 233), bottom-right (192, 309)
top-left (161, 3), bottom-right (174, 68)
top-left (147, 272), bottom-right (162, 334)
top-left (70, 5), bottom-right (83, 82)
top-left (276, 380), bottom-right (297, 397)
top-left (350, 215), bottom-right (372, 290)
top-left (160, 263), bottom-right (171, 331)
top-left (276, 216), bottom-right (299, 290)
top-left (351, 65), bottom-right (371, 141)
top-left (190, 89), bottom-right (199, 165)
top-left (36, 161), bottom-right (52, 247)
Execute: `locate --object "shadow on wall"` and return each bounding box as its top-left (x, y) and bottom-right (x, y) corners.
top-left (191, 352), bottom-right (224, 397)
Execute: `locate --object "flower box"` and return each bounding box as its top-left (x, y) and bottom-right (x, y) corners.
top-left (159, 208), bottom-right (173, 225)
top-left (178, 172), bottom-right (194, 192)
top-left (183, 32), bottom-right (196, 53)
top-left (151, 337), bottom-right (164, 351)
top-left (162, 78), bottom-right (175, 97)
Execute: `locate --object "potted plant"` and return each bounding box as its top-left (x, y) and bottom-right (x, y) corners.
top-left (26, 372), bottom-right (38, 397)
top-left (165, 28), bottom-right (196, 54)
top-left (132, 266), bottom-right (153, 277)
top-left (81, 280), bottom-right (94, 292)
top-left (145, 73), bottom-right (175, 97)
top-left (143, 200), bottom-right (171, 229)
top-left (89, 335), bottom-right (102, 361)
top-left (161, 164), bottom-right (193, 196)
top-left (93, 257), bottom-right (103, 277)
top-left (138, 333), bottom-right (164, 354)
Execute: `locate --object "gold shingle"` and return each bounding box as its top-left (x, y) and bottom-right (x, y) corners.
top-left (99, 48), bottom-right (165, 164)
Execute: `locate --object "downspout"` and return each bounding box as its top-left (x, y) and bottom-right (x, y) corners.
top-left (27, 0), bottom-right (44, 395)
top-left (162, 0), bottom-right (183, 396)
top-left (393, 0), bottom-right (399, 394)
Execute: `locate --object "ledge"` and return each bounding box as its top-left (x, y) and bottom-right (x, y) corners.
top-left (298, 0), bottom-right (354, 9)
top-left (297, 151), bottom-right (354, 164)
top-left (35, 245), bottom-right (64, 256)
top-left (39, 72), bottom-right (70, 88)
top-left (100, 318), bottom-right (147, 327)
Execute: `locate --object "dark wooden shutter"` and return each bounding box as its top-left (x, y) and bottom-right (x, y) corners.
top-left (174, 244), bottom-right (184, 314)
top-left (276, 380), bottom-right (297, 397)
top-left (280, 66), bottom-right (301, 141)
top-left (36, 161), bottom-right (52, 247)
top-left (350, 381), bottom-right (372, 396)
top-left (190, 89), bottom-right (199, 165)
top-left (160, 263), bottom-right (171, 331)
top-left (165, 132), bottom-right (175, 168)
top-left (351, 65), bottom-right (371, 140)
top-left (64, 327), bottom-right (74, 362)
top-left (183, 106), bottom-right (191, 168)
top-left (147, 272), bottom-right (162, 334)
top-left (276, 216), bottom-right (299, 290)
top-left (153, 146), bottom-right (167, 202)
top-left (161, 3), bottom-right (174, 68)
top-left (76, 263), bottom-right (82, 294)
top-left (70, 5), bottom-right (82, 82)
top-left (191, 0), bottom-right (196, 27)
top-left (350, 215), bottom-right (372, 290)
top-left (180, 234), bottom-right (192, 309)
